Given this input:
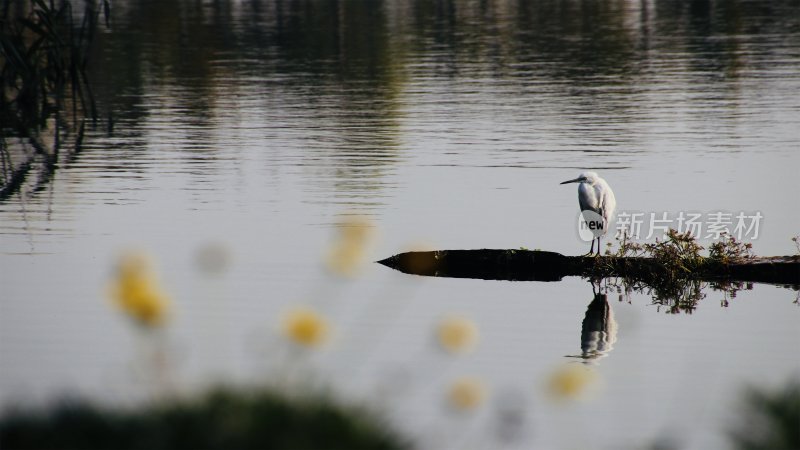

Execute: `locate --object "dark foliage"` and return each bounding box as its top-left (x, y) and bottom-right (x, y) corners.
top-left (730, 380), bottom-right (800, 450)
top-left (0, 387), bottom-right (407, 450)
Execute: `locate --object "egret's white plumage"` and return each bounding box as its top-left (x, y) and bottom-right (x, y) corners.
top-left (561, 171), bottom-right (616, 255)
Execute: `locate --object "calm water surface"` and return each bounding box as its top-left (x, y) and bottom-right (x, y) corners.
top-left (2, 1), bottom-right (799, 449)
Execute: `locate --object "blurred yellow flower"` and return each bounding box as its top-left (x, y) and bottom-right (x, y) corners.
top-left (281, 306), bottom-right (330, 348)
top-left (325, 215), bottom-right (375, 278)
top-left (437, 315), bottom-right (479, 355)
top-left (546, 364), bottom-right (599, 401)
top-left (447, 377), bottom-right (487, 411)
top-left (110, 252), bottom-right (170, 327)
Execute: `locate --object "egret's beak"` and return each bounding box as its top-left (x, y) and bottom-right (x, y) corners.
top-left (560, 177), bottom-right (583, 185)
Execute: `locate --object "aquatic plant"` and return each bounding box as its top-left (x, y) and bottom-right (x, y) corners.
top-left (0, 0), bottom-right (109, 201)
top-left (0, 0), bottom-right (109, 128)
top-left (597, 229), bottom-right (759, 313)
top-left (708, 232), bottom-right (754, 264)
top-left (645, 229), bottom-right (705, 271)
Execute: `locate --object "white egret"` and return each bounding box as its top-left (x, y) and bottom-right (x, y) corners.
top-left (560, 172), bottom-right (616, 256)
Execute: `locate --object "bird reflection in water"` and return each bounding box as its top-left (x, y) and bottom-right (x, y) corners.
top-left (568, 290), bottom-right (618, 363)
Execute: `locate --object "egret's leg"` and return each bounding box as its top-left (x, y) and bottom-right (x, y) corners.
top-left (586, 238), bottom-right (595, 256)
top-left (597, 236), bottom-right (602, 256)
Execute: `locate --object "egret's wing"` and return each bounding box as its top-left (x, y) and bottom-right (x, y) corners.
top-left (596, 180), bottom-right (617, 230)
top-left (578, 183), bottom-right (599, 214)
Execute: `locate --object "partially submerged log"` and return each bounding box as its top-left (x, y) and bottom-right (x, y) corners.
top-left (377, 250), bottom-right (800, 286)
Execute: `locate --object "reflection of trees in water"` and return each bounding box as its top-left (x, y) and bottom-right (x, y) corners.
top-left (4, 0), bottom-right (800, 201)
top-left (604, 276), bottom-right (759, 314)
top-left (90, 0), bottom-right (406, 205)
top-left (403, 0), bottom-right (799, 76)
